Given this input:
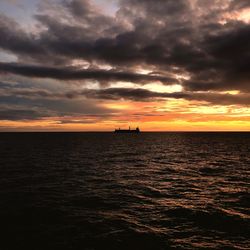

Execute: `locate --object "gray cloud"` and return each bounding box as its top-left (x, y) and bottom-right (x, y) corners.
top-left (2, 86), bottom-right (250, 106)
top-left (80, 88), bottom-right (250, 105)
top-left (229, 0), bottom-right (250, 10)
top-left (0, 0), bottom-right (249, 93)
top-left (0, 109), bottom-right (46, 121)
top-left (0, 0), bottom-right (250, 122)
top-left (0, 62), bottom-right (177, 85)
top-left (0, 1), bottom-right (248, 90)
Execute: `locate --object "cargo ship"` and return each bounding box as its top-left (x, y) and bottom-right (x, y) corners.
top-left (114, 127), bottom-right (140, 133)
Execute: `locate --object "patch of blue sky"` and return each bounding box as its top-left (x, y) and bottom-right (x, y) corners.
top-left (0, 0), bottom-right (39, 29)
top-left (0, 51), bottom-right (17, 63)
top-left (92, 0), bottom-right (119, 16)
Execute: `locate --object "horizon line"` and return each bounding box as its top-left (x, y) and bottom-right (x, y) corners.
top-left (1, 130), bottom-right (250, 133)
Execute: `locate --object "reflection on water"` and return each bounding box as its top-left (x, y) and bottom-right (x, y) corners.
top-left (0, 132), bottom-right (249, 249)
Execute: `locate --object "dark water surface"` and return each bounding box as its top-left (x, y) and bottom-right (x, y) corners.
top-left (0, 132), bottom-right (249, 249)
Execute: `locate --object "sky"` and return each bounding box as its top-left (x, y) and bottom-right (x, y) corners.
top-left (0, 0), bottom-right (250, 131)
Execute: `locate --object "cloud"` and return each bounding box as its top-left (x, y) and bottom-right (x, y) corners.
top-left (0, 108), bottom-right (49, 121)
top-left (0, 1), bottom-right (249, 91)
top-left (80, 88), bottom-right (250, 105)
top-left (2, 86), bottom-right (250, 106)
top-left (183, 23), bottom-right (250, 92)
top-left (0, 62), bottom-right (177, 85)
top-left (0, 90), bottom-right (115, 121)
top-left (0, 14), bottom-right (44, 57)
top-left (0, 0), bottom-right (248, 93)
top-left (229, 0), bottom-right (250, 10)
top-left (0, 0), bottom-right (249, 125)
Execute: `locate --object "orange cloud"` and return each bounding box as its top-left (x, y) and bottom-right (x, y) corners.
top-left (1, 99), bottom-right (249, 131)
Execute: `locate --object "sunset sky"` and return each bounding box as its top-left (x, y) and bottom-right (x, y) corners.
top-left (0, 0), bottom-right (250, 131)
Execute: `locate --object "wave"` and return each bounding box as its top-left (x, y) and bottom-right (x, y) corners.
top-left (199, 166), bottom-right (225, 175)
top-left (165, 206), bottom-right (249, 236)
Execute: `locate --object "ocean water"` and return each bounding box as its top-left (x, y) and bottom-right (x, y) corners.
top-left (0, 132), bottom-right (249, 250)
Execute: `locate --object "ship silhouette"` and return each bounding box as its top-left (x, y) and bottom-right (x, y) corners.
top-left (114, 126), bottom-right (140, 133)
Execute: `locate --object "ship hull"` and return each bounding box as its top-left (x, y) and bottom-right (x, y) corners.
top-left (114, 130), bottom-right (140, 133)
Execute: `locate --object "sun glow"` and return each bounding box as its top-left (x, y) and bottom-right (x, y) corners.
top-left (222, 8), bottom-right (250, 23)
top-left (235, 8), bottom-right (250, 23)
top-left (108, 82), bottom-right (183, 93)
top-left (221, 90), bottom-right (240, 95)
top-left (102, 101), bottom-right (135, 110)
top-left (143, 83), bottom-right (183, 93)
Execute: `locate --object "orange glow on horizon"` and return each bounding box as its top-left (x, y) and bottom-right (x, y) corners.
top-left (1, 99), bottom-right (250, 131)
top-left (1, 118), bottom-right (249, 132)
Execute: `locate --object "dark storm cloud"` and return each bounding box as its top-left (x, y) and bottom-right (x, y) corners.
top-left (0, 106), bottom-right (112, 122)
top-left (82, 88), bottom-right (186, 101)
top-left (80, 88), bottom-right (250, 105)
top-left (229, 0), bottom-right (250, 10)
top-left (118, 0), bottom-right (189, 18)
top-left (0, 88), bottom-right (54, 99)
top-left (0, 109), bottom-right (48, 121)
top-left (0, 92), bottom-right (116, 121)
top-left (0, 14), bottom-right (44, 57)
top-left (0, 62), bottom-right (177, 84)
top-left (182, 22), bottom-right (250, 92)
top-left (66, 0), bottom-right (95, 17)
top-left (0, 0), bottom-right (250, 124)
top-left (3, 86), bottom-right (250, 106)
top-left (0, 0), bottom-right (206, 68)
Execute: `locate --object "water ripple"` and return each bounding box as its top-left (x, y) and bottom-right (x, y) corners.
top-left (0, 132), bottom-right (249, 249)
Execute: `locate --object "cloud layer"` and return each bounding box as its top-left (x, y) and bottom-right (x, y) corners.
top-left (0, 0), bottom-right (249, 128)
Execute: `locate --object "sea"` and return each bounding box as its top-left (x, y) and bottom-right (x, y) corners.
top-left (0, 132), bottom-right (249, 250)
